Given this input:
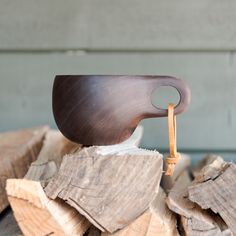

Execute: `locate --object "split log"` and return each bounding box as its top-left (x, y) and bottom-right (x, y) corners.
top-left (191, 154), bottom-right (222, 178)
top-left (45, 134), bottom-right (163, 233)
top-left (102, 187), bottom-right (178, 236)
top-left (7, 130), bottom-right (90, 236)
top-left (166, 169), bottom-right (227, 235)
top-left (102, 210), bottom-right (151, 236)
top-left (7, 126), bottom-right (144, 236)
top-left (188, 155), bottom-right (236, 234)
top-left (0, 126), bottom-right (48, 212)
top-left (24, 129), bottom-right (81, 186)
top-left (7, 179), bottom-right (89, 236)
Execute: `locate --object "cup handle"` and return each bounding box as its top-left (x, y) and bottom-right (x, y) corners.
top-left (149, 76), bottom-right (191, 117)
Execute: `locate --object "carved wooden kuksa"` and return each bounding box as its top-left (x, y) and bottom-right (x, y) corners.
top-left (53, 75), bottom-right (190, 145)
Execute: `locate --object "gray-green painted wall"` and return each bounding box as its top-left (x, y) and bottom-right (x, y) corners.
top-left (0, 1), bottom-right (236, 162)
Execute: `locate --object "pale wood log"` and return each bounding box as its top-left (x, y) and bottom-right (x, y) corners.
top-left (87, 126), bottom-right (144, 236)
top-left (25, 129), bottom-right (81, 186)
top-left (45, 144), bottom-right (163, 233)
top-left (102, 187), bottom-right (178, 236)
top-left (85, 127), bottom-right (144, 236)
top-left (191, 154), bottom-right (224, 178)
top-left (188, 156), bottom-right (236, 234)
top-left (102, 210), bottom-right (151, 236)
top-left (7, 127), bottom-right (144, 236)
top-left (166, 170), bottom-right (226, 235)
top-left (179, 215), bottom-right (232, 236)
top-left (147, 187), bottom-right (179, 236)
top-left (161, 153), bottom-right (190, 192)
top-left (7, 179), bottom-right (90, 236)
top-left (0, 126), bottom-right (48, 213)
top-left (7, 130), bottom-right (90, 236)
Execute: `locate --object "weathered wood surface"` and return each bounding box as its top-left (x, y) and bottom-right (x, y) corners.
top-left (6, 130), bottom-right (89, 236)
top-left (7, 179), bottom-right (90, 236)
top-left (25, 130), bottom-right (80, 186)
top-left (102, 187), bottom-right (178, 236)
top-left (7, 126), bottom-right (144, 235)
top-left (45, 145), bottom-right (163, 233)
top-left (191, 154), bottom-right (222, 178)
top-left (102, 210), bottom-right (152, 236)
top-left (0, 126), bottom-right (48, 213)
top-left (1, 0), bottom-right (236, 50)
top-left (166, 170), bottom-right (226, 235)
top-left (148, 187), bottom-right (179, 236)
top-left (179, 215), bottom-right (232, 236)
top-left (188, 157), bottom-right (236, 234)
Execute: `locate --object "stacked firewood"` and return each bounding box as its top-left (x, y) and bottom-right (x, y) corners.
top-left (0, 126), bottom-right (235, 235)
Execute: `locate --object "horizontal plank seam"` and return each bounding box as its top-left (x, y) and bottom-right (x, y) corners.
top-left (0, 48), bottom-right (236, 54)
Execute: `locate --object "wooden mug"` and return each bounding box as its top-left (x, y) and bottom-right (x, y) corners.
top-left (53, 75), bottom-right (191, 145)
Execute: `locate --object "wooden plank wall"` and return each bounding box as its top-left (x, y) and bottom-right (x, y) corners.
top-left (0, 0), bottom-right (236, 162)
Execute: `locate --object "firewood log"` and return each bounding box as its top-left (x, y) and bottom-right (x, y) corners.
top-left (102, 187), bottom-right (179, 236)
top-left (188, 155), bottom-right (236, 234)
top-left (0, 126), bottom-right (48, 212)
top-left (7, 179), bottom-right (89, 236)
top-left (7, 126), bottom-right (144, 235)
top-left (24, 129), bottom-right (81, 186)
top-left (45, 127), bottom-right (162, 233)
top-left (191, 154), bottom-right (222, 178)
top-left (166, 168), bottom-right (228, 235)
top-left (6, 130), bottom-right (90, 236)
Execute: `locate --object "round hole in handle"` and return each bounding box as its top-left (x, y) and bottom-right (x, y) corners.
top-left (151, 85), bottom-right (180, 110)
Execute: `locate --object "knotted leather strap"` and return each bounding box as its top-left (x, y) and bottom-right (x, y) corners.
top-left (165, 103), bottom-right (181, 176)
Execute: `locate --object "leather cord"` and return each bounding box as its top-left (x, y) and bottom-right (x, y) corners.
top-left (165, 103), bottom-right (181, 176)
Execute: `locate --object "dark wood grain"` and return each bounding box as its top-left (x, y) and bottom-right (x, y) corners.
top-left (53, 75), bottom-right (190, 145)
